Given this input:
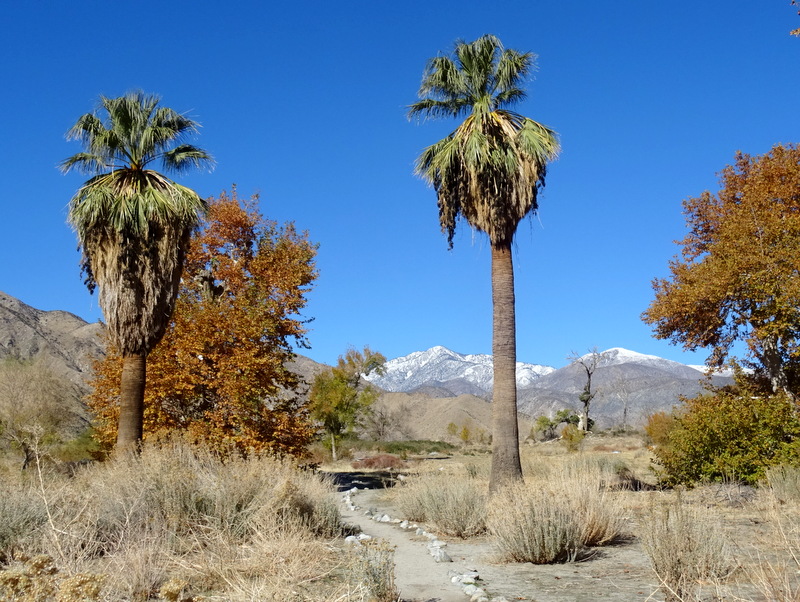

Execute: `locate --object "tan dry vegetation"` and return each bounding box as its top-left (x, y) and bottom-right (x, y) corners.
top-left (0, 440), bottom-right (381, 601)
top-left (377, 436), bottom-right (800, 601)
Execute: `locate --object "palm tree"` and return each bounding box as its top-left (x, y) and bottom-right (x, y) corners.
top-left (409, 35), bottom-right (559, 491)
top-left (61, 92), bottom-right (213, 452)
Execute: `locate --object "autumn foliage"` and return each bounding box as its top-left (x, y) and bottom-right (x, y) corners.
top-left (643, 144), bottom-right (800, 396)
top-left (88, 189), bottom-right (317, 456)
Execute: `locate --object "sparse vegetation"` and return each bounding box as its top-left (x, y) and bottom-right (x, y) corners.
top-left (393, 473), bottom-right (487, 538)
top-left (0, 440), bottom-right (346, 600)
top-left (640, 497), bottom-right (732, 601)
top-left (348, 541), bottom-right (398, 602)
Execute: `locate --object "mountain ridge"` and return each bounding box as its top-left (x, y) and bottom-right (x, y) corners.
top-left (368, 345), bottom-right (732, 429)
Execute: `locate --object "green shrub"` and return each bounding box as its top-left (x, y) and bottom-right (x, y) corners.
top-left (651, 384), bottom-right (800, 486)
top-left (560, 424), bottom-right (585, 452)
top-left (644, 411), bottom-right (676, 448)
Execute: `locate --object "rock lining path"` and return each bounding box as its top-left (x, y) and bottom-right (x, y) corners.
top-left (330, 471), bottom-right (667, 602)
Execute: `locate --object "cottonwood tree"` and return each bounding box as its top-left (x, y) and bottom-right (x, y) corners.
top-left (309, 347), bottom-right (385, 461)
top-left (643, 144), bottom-right (800, 400)
top-left (89, 189), bottom-right (317, 456)
top-left (0, 358), bottom-right (82, 469)
top-left (568, 348), bottom-right (601, 431)
top-left (409, 35), bottom-right (559, 491)
top-left (62, 92), bottom-right (212, 452)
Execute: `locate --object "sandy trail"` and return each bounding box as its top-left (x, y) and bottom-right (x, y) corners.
top-left (335, 478), bottom-right (666, 602)
top-left (340, 487), bottom-right (482, 602)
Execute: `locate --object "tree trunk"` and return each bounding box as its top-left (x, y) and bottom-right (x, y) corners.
top-left (761, 335), bottom-right (792, 398)
top-left (489, 243), bottom-right (523, 492)
top-left (116, 351), bottom-right (147, 452)
top-left (578, 410), bottom-right (588, 433)
top-left (331, 433), bottom-right (338, 462)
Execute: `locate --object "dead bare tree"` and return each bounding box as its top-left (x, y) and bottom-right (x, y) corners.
top-left (568, 348), bottom-right (602, 432)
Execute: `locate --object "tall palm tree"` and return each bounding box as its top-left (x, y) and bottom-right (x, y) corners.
top-left (409, 35), bottom-right (559, 491)
top-left (61, 92), bottom-right (213, 452)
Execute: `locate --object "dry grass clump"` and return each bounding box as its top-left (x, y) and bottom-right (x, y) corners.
top-left (348, 540), bottom-right (398, 602)
top-left (640, 497), bottom-right (732, 601)
top-left (766, 464), bottom-right (800, 504)
top-left (488, 458), bottom-right (627, 564)
top-left (743, 478), bottom-right (800, 601)
top-left (488, 482), bottom-right (584, 563)
top-left (0, 441), bottom-right (346, 600)
top-left (392, 473), bottom-right (486, 538)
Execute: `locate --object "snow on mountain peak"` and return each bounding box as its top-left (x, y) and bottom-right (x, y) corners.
top-left (365, 346), bottom-right (554, 393)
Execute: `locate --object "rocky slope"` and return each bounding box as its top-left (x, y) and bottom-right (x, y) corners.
top-left (0, 291), bottom-right (105, 390)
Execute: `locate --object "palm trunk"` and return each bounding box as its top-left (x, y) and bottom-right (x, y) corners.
top-left (116, 351), bottom-right (147, 452)
top-left (489, 243), bottom-right (523, 492)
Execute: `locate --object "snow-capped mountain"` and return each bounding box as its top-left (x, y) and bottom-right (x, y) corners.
top-left (364, 345), bottom-right (734, 428)
top-left (364, 345), bottom-right (554, 393)
top-left (585, 347), bottom-right (705, 379)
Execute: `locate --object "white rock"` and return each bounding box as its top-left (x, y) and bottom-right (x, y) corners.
top-left (379, 514), bottom-right (391, 523)
top-left (464, 584), bottom-right (478, 596)
top-left (356, 533), bottom-right (372, 541)
top-left (399, 520), bottom-right (409, 529)
top-left (432, 548), bottom-right (452, 563)
top-left (344, 535), bottom-right (359, 545)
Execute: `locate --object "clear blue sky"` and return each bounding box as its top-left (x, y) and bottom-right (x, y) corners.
top-left (2, 2), bottom-right (797, 369)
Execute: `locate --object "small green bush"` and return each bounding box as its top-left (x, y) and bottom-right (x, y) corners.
top-left (560, 424), bottom-right (585, 452)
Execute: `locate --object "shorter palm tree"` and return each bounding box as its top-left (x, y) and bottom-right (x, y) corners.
top-left (62, 91), bottom-right (213, 451)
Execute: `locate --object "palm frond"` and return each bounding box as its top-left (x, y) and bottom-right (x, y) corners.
top-left (59, 152), bottom-right (109, 175)
top-left (163, 145), bottom-right (215, 173)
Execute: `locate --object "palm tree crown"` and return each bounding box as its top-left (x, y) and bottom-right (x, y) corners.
top-left (62, 91), bottom-right (213, 356)
top-left (408, 34), bottom-right (559, 247)
top-left (62, 92), bottom-right (213, 243)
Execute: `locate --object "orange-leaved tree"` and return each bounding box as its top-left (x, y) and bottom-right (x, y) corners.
top-left (643, 144), bottom-right (800, 399)
top-left (88, 189), bottom-right (318, 456)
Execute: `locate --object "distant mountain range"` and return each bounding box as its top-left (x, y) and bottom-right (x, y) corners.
top-left (0, 292), bottom-right (732, 433)
top-left (367, 345), bottom-right (732, 429)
